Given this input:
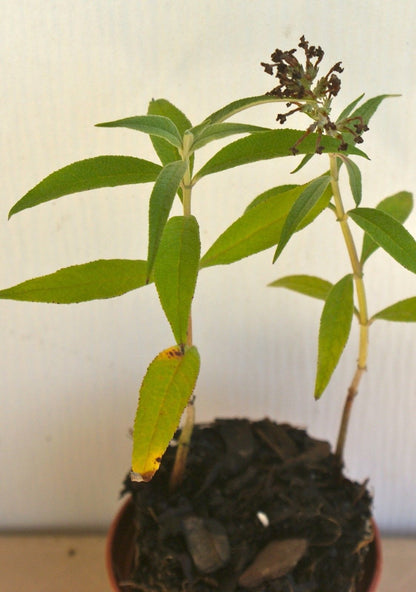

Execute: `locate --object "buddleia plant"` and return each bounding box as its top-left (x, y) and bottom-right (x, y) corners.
top-left (1, 36), bottom-right (413, 487)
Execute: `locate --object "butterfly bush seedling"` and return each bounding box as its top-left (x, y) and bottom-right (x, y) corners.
top-left (1, 36), bottom-right (413, 487)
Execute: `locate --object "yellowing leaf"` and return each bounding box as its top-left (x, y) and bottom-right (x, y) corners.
top-left (131, 345), bottom-right (200, 482)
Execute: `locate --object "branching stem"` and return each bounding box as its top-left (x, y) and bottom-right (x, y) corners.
top-left (329, 154), bottom-right (369, 462)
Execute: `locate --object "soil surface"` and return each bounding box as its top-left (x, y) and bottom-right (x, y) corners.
top-left (122, 419), bottom-right (373, 592)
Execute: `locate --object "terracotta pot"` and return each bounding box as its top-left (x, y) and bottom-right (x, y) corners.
top-left (106, 496), bottom-right (383, 592)
top-left (106, 497), bottom-right (136, 592)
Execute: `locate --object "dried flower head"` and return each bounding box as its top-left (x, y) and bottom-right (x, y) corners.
top-left (261, 36), bottom-right (369, 154)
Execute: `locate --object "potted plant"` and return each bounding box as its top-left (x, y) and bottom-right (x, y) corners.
top-left (1, 36), bottom-right (414, 591)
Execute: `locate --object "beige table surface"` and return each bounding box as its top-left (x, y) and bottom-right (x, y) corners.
top-left (0, 534), bottom-right (415, 591)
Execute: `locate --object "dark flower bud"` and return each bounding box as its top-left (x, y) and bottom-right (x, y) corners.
top-left (271, 48), bottom-right (284, 62)
top-left (332, 62), bottom-right (344, 73)
top-left (261, 62), bottom-right (274, 76)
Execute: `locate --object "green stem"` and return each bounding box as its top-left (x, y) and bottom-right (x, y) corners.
top-left (329, 154), bottom-right (369, 462)
top-left (169, 151), bottom-right (195, 491)
top-left (182, 170), bottom-right (192, 217)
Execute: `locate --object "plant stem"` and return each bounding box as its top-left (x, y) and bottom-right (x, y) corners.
top-left (329, 154), bottom-right (369, 462)
top-left (169, 397), bottom-right (195, 491)
top-left (169, 154), bottom-right (195, 491)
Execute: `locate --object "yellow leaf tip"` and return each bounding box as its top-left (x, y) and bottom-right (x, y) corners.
top-left (159, 345), bottom-right (184, 360)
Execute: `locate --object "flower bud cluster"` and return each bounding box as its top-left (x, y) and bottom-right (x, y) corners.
top-left (261, 36), bottom-right (368, 154)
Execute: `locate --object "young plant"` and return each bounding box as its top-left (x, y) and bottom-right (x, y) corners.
top-left (1, 37), bottom-right (412, 491)
top-left (259, 37), bottom-right (416, 460)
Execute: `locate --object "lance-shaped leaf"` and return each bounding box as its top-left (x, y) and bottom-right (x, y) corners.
top-left (342, 156), bottom-right (362, 206)
top-left (148, 99), bottom-right (193, 167)
top-left (290, 154), bottom-right (314, 174)
top-left (315, 275), bottom-right (354, 399)
top-left (193, 130), bottom-right (367, 182)
top-left (372, 297), bottom-right (416, 322)
top-left (96, 114), bottom-right (183, 148)
top-left (273, 175), bottom-right (331, 262)
top-left (9, 156), bottom-right (162, 218)
top-left (200, 181), bottom-right (332, 269)
top-left (200, 185), bottom-right (305, 268)
top-left (154, 216), bottom-right (200, 345)
top-left (269, 275), bottom-right (333, 301)
top-left (0, 259), bottom-right (148, 303)
top-left (349, 94), bottom-right (398, 127)
top-left (245, 184), bottom-right (298, 211)
top-left (190, 95), bottom-right (313, 137)
top-left (349, 207), bottom-right (416, 274)
top-left (191, 122), bottom-right (269, 151)
top-left (147, 160), bottom-right (187, 279)
top-left (341, 94), bottom-right (398, 146)
top-left (360, 192), bottom-right (413, 264)
top-left (131, 345), bottom-right (200, 482)
top-left (336, 93), bottom-right (365, 122)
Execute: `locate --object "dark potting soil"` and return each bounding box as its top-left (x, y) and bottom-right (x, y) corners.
top-left (121, 419), bottom-right (373, 592)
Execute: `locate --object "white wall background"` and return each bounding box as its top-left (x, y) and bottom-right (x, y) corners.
top-left (0, 1), bottom-right (415, 533)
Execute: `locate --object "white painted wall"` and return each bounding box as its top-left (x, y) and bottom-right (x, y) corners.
top-left (1, 1), bottom-right (415, 533)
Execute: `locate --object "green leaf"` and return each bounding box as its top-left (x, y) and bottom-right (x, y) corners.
top-left (154, 216), bottom-right (201, 345)
top-left (0, 259), bottom-right (148, 303)
top-left (285, 182), bottom-right (332, 232)
top-left (96, 114), bottom-right (183, 148)
top-left (372, 297), bottom-right (416, 322)
top-left (360, 191), bottom-right (413, 264)
top-left (190, 94), bottom-right (305, 135)
top-left (191, 122), bottom-right (269, 151)
top-left (245, 185), bottom-right (298, 211)
top-left (349, 94), bottom-right (398, 127)
top-left (147, 99), bottom-right (193, 168)
top-left (336, 93), bottom-right (365, 122)
top-left (8, 156), bottom-right (162, 218)
top-left (200, 184), bottom-right (305, 268)
top-left (131, 345), bottom-right (200, 482)
top-left (268, 275), bottom-right (333, 301)
top-left (273, 175), bottom-right (330, 262)
top-left (193, 129), bottom-right (367, 182)
top-left (315, 275), bottom-right (354, 399)
top-left (147, 160), bottom-right (187, 280)
top-left (349, 207), bottom-right (416, 273)
top-left (341, 94), bottom-right (398, 146)
top-left (290, 153), bottom-right (314, 174)
top-left (342, 156), bottom-right (362, 206)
